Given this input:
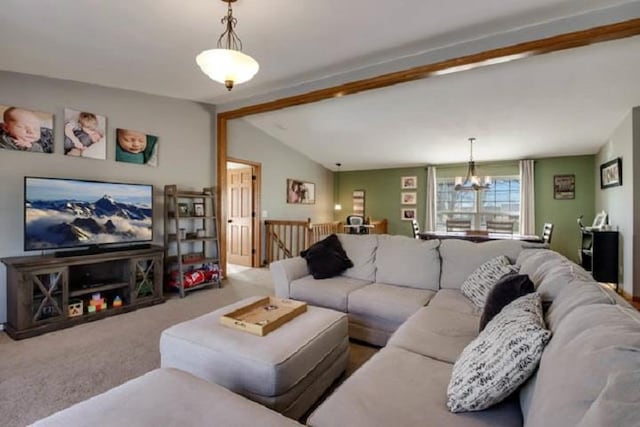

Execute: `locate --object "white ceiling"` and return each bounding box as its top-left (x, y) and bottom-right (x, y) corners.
top-left (0, 0), bottom-right (634, 104)
top-left (2, 1), bottom-right (638, 171)
top-left (245, 35), bottom-right (640, 170)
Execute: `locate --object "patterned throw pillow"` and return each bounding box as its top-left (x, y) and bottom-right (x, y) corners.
top-left (447, 293), bottom-right (552, 412)
top-left (461, 256), bottom-right (518, 308)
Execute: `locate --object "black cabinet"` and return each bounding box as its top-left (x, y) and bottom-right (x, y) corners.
top-left (580, 230), bottom-right (619, 286)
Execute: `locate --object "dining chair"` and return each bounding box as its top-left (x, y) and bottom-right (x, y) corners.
top-left (446, 219), bottom-right (472, 232)
top-left (410, 219), bottom-right (420, 239)
top-left (486, 220), bottom-right (514, 234)
top-left (542, 223), bottom-right (554, 244)
top-left (346, 215), bottom-right (367, 234)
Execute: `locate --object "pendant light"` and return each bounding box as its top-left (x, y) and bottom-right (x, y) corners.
top-left (454, 137), bottom-right (491, 191)
top-left (196, 0), bottom-right (259, 91)
top-left (334, 163), bottom-right (342, 211)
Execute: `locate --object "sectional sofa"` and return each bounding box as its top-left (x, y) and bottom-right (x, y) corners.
top-left (271, 234), bottom-right (640, 426)
top-left (34, 234), bottom-right (640, 426)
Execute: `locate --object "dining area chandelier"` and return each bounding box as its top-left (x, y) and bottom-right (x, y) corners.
top-left (454, 137), bottom-right (491, 191)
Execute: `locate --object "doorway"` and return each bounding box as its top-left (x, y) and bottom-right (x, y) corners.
top-left (226, 158), bottom-right (261, 268)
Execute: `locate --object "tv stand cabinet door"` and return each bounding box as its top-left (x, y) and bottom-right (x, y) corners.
top-left (20, 267), bottom-right (69, 330)
top-left (130, 254), bottom-right (163, 303)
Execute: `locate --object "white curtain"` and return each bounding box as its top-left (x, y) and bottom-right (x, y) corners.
top-left (519, 160), bottom-right (535, 235)
top-left (425, 166), bottom-right (437, 231)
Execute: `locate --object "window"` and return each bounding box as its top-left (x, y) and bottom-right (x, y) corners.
top-left (436, 176), bottom-right (520, 231)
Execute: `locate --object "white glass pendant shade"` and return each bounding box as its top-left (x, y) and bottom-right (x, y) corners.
top-left (196, 48), bottom-right (259, 90)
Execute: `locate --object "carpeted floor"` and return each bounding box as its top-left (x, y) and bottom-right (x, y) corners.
top-left (0, 267), bottom-right (377, 426)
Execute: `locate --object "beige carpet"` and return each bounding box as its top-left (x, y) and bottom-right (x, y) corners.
top-left (0, 267), bottom-right (376, 426)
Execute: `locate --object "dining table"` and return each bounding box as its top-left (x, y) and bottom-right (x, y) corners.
top-left (419, 230), bottom-right (544, 243)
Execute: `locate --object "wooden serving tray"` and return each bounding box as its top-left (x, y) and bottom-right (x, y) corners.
top-left (220, 297), bottom-right (307, 336)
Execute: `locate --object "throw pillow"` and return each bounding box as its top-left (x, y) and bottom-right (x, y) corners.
top-left (300, 234), bottom-right (353, 280)
top-left (461, 255), bottom-right (518, 308)
top-left (447, 293), bottom-right (552, 413)
top-left (479, 273), bottom-right (535, 331)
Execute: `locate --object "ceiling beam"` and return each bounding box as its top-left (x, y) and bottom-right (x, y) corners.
top-left (216, 18), bottom-right (640, 274)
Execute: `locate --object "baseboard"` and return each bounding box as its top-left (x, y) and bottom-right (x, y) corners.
top-left (618, 288), bottom-right (640, 310)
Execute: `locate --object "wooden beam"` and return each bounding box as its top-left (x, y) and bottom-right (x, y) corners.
top-left (216, 18), bottom-right (640, 275)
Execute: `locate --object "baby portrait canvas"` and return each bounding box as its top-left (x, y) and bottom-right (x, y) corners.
top-left (64, 108), bottom-right (107, 159)
top-left (0, 105), bottom-right (54, 153)
top-left (116, 128), bottom-right (158, 167)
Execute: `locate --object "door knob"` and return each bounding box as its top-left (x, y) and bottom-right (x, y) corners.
top-left (227, 219), bottom-right (233, 223)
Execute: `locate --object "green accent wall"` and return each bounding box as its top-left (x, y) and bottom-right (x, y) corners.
top-left (535, 155), bottom-right (595, 262)
top-left (334, 155), bottom-right (596, 262)
top-left (334, 167), bottom-right (426, 236)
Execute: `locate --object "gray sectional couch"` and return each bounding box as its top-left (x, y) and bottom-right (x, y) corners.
top-left (35, 233), bottom-right (639, 426)
top-left (271, 234), bottom-right (640, 426)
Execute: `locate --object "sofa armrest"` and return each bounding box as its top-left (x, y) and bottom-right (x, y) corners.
top-left (270, 257), bottom-right (309, 298)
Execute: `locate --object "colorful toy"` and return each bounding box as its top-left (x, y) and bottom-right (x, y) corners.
top-left (113, 296), bottom-right (123, 308)
top-left (89, 293), bottom-right (107, 311)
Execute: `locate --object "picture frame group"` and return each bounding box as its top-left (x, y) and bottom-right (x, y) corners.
top-left (0, 104), bottom-right (159, 167)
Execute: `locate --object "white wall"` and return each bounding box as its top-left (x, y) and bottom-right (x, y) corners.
top-left (228, 119), bottom-right (333, 261)
top-left (0, 71), bottom-right (217, 324)
top-left (595, 110), bottom-right (634, 296)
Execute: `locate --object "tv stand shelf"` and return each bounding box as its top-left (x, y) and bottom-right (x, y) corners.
top-left (2, 245), bottom-right (165, 340)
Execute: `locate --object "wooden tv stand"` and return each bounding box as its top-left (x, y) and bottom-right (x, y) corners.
top-left (2, 245), bottom-right (165, 339)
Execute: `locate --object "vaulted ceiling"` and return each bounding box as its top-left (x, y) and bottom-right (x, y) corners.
top-left (2, 1), bottom-right (639, 169)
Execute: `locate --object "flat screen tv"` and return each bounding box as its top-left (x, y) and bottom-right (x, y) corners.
top-left (24, 177), bottom-right (153, 252)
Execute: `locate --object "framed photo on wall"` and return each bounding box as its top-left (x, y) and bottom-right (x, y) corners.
top-left (0, 104), bottom-right (54, 153)
top-left (401, 208), bottom-right (417, 220)
top-left (600, 157), bottom-right (622, 189)
top-left (286, 179), bottom-right (316, 204)
top-left (401, 176), bottom-right (417, 189)
top-left (401, 192), bottom-right (417, 205)
top-left (553, 175), bottom-right (575, 200)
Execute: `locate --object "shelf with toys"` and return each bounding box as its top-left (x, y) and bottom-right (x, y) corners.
top-left (2, 245), bottom-right (165, 339)
top-left (164, 185), bottom-right (222, 297)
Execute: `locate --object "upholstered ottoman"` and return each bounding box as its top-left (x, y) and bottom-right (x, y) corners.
top-left (32, 368), bottom-right (302, 427)
top-left (160, 296), bottom-right (349, 420)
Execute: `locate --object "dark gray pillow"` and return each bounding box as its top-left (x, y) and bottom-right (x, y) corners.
top-left (479, 273), bottom-right (535, 331)
top-left (300, 234), bottom-right (353, 279)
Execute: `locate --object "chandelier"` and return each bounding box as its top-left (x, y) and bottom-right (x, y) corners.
top-left (454, 137), bottom-right (491, 191)
top-left (196, 0), bottom-right (259, 91)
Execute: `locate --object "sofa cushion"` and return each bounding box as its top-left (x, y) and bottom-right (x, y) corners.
top-left (522, 304), bottom-right (640, 427)
top-left (480, 273), bottom-right (535, 331)
top-left (447, 293), bottom-right (551, 412)
top-left (439, 240), bottom-right (526, 289)
top-left (428, 289), bottom-right (481, 315)
top-left (545, 280), bottom-right (616, 331)
top-left (461, 256), bottom-right (517, 308)
top-left (536, 262), bottom-right (593, 302)
top-left (516, 249), bottom-right (563, 278)
top-left (348, 313), bottom-right (400, 347)
top-left (308, 346), bottom-right (523, 427)
top-left (347, 283), bottom-right (435, 326)
top-left (374, 235), bottom-right (440, 290)
top-left (300, 234), bottom-right (353, 279)
top-left (290, 275), bottom-right (370, 312)
top-left (337, 233), bottom-right (378, 282)
top-left (388, 306), bottom-right (480, 364)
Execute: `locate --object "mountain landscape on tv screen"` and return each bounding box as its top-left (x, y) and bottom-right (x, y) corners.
top-left (25, 194), bottom-right (152, 250)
